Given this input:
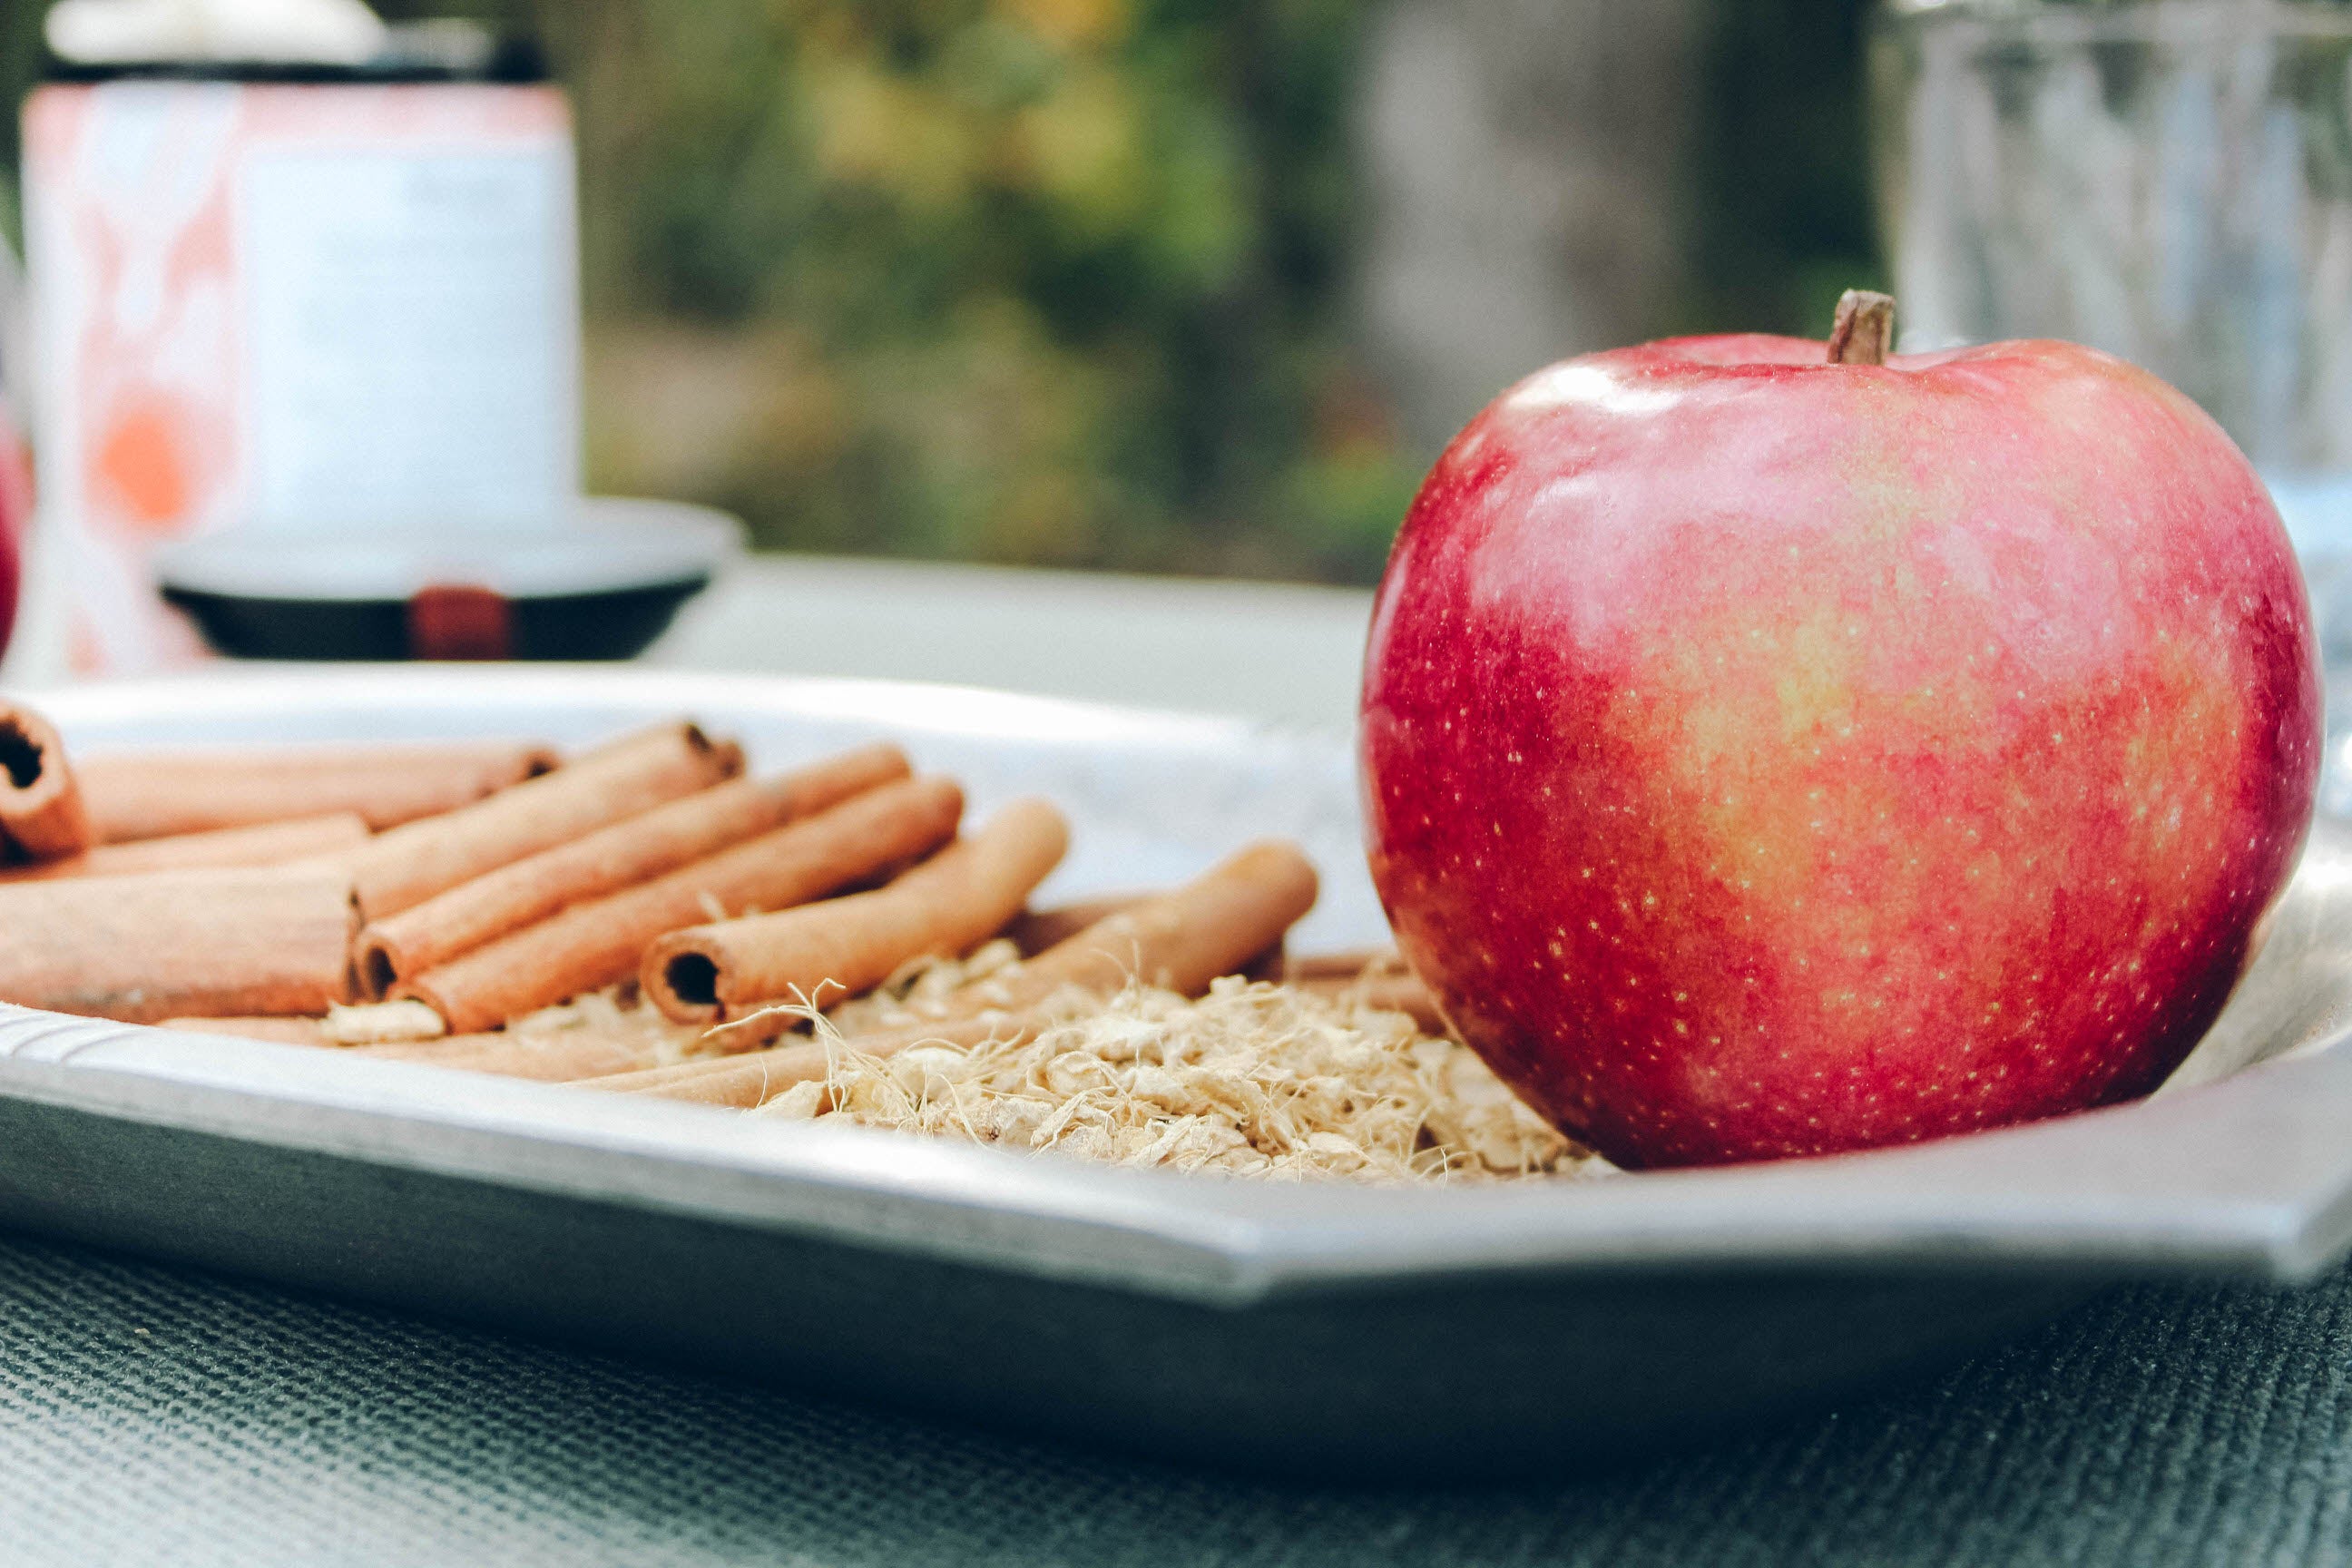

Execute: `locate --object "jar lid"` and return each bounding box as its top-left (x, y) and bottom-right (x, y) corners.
top-left (43, 7), bottom-right (545, 84)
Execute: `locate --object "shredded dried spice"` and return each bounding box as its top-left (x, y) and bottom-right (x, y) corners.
top-left (483, 985), bottom-right (718, 1063)
top-left (756, 966), bottom-right (1607, 1183)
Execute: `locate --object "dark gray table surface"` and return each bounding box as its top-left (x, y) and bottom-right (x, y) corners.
top-left (3, 1231), bottom-right (2349, 1567)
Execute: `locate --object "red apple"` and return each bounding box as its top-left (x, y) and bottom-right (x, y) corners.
top-left (0, 400), bottom-right (24, 661)
top-left (1359, 293), bottom-right (2322, 1169)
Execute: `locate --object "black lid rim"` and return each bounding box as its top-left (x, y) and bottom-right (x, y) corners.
top-left (41, 34), bottom-right (548, 86)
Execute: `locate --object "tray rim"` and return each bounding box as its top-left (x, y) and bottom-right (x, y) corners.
top-left (3, 663), bottom-right (2349, 1303)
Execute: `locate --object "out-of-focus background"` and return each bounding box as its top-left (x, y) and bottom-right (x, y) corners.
top-left (0, 0), bottom-right (1876, 588)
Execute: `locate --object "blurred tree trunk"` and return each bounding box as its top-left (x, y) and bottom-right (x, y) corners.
top-left (1355, 0), bottom-right (1702, 452)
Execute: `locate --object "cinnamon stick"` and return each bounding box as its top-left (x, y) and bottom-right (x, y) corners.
top-left (595, 839), bottom-right (1319, 1105)
top-left (585, 1014), bottom-right (1019, 1108)
top-left (645, 798), bottom-right (1069, 1024)
top-left (1289, 973), bottom-right (1446, 1034)
top-left (962, 840), bottom-right (1319, 1010)
top-left (400, 775), bottom-right (965, 1033)
top-left (1001, 892), bottom-right (1147, 956)
top-left (158, 1015), bottom-right (332, 1045)
top-left (0, 702), bottom-right (93, 861)
top-left (356, 742), bottom-right (911, 996)
top-left (1272, 949), bottom-right (1446, 1032)
top-left (0, 811), bottom-right (370, 884)
top-left (77, 739), bottom-right (554, 842)
top-left (0, 867), bottom-right (356, 1022)
top-left (346, 721), bottom-right (742, 919)
top-left (353, 1030), bottom-right (674, 1083)
top-left (158, 1013), bottom-right (677, 1079)
top-left (1279, 947), bottom-right (1405, 982)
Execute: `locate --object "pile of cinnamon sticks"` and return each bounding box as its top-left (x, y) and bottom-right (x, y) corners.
top-left (0, 701), bottom-right (1432, 1114)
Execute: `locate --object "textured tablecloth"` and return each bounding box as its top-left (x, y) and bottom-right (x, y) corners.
top-left (3, 1230), bottom-right (2348, 1567)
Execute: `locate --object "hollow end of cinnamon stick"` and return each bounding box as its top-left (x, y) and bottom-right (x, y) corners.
top-left (0, 705), bottom-right (93, 862)
top-left (661, 950), bottom-right (723, 1013)
top-left (0, 716), bottom-right (44, 790)
top-left (358, 937), bottom-right (401, 1002)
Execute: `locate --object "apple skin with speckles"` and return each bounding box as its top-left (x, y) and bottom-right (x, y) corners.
top-left (1359, 328), bottom-right (2322, 1169)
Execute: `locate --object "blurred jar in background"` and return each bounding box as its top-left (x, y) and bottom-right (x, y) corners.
top-left (19, 1), bottom-right (579, 674)
top-left (1873, 0), bottom-right (2352, 802)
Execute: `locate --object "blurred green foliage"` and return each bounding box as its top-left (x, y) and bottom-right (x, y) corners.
top-left (1688, 0), bottom-right (1882, 338)
top-left (551, 0), bottom-right (1419, 581)
top-left (2, 0), bottom-right (1878, 583)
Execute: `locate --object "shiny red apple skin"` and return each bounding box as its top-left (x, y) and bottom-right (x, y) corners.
top-left (1360, 332), bottom-right (2322, 1169)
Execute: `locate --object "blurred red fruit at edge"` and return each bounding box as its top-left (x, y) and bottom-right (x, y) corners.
top-left (0, 401), bottom-right (25, 662)
top-left (1359, 293), bottom-right (2322, 1170)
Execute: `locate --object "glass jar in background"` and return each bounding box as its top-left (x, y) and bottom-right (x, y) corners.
top-left (1871, 0), bottom-right (2352, 801)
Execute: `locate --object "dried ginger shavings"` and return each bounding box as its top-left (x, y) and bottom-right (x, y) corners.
top-left (488, 985), bottom-right (716, 1066)
top-left (759, 965), bottom-right (1605, 1183)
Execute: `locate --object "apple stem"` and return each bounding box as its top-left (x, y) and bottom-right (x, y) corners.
top-left (1826, 290), bottom-right (1896, 367)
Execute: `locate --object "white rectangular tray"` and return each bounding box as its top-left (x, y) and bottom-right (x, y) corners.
top-left (4, 666), bottom-right (2349, 1479)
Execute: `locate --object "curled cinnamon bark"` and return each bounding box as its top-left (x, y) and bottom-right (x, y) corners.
top-left (353, 1030), bottom-right (673, 1083)
top-left (157, 1016), bottom-right (333, 1045)
top-left (594, 839), bottom-right (1320, 1106)
top-left (399, 775), bottom-right (966, 1034)
top-left (1000, 893), bottom-right (1148, 956)
top-left (969, 840), bottom-right (1319, 1006)
top-left (78, 739), bottom-right (554, 842)
top-left (357, 742), bottom-right (911, 996)
top-left (0, 866), bottom-right (356, 1022)
top-left (644, 797), bottom-right (1069, 1024)
top-left (0, 812), bottom-right (369, 884)
top-left (347, 721), bottom-right (742, 920)
top-left (0, 703), bottom-right (93, 862)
